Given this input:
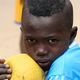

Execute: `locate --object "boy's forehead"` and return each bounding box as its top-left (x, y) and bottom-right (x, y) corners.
top-left (22, 0), bottom-right (73, 32)
top-left (22, 13), bottom-right (67, 32)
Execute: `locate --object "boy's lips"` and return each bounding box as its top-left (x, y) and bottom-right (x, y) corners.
top-left (36, 59), bottom-right (50, 66)
top-left (38, 60), bottom-right (49, 63)
top-left (36, 58), bottom-right (50, 63)
top-left (38, 61), bottom-right (50, 67)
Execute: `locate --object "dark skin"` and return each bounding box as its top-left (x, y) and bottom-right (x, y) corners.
top-left (0, 59), bottom-right (11, 79)
top-left (0, 4), bottom-right (77, 80)
top-left (20, 13), bottom-right (77, 71)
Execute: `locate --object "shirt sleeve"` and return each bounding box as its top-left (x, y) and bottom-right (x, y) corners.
top-left (46, 75), bottom-right (72, 80)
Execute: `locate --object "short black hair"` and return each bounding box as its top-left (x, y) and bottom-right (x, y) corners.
top-left (22, 0), bottom-right (73, 29)
top-left (23, 0), bottom-right (65, 16)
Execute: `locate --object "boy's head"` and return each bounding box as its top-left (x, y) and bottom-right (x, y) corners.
top-left (20, 0), bottom-right (77, 71)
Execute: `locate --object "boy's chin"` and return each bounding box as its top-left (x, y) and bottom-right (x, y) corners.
top-left (38, 61), bottom-right (50, 71)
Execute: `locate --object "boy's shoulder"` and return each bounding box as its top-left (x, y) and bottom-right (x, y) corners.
top-left (46, 41), bottom-right (80, 79)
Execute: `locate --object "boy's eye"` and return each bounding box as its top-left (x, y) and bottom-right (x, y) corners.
top-left (25, 38), bottom-right (36, 44)
top-left (48, 39), bottom-right (59, 44)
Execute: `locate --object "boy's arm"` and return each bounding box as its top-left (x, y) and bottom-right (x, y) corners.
top-left (46, 75), bottom-right (72, 80)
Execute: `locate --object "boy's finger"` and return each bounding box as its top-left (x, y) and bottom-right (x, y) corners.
top-left (0, 74), bottom-right (11, 80)
top-left (0, 64), bottom-right (9, 68)
top-left (0, 59), bottom-right (5, 63)
top-left (0, 68), bottom-right (12, 74)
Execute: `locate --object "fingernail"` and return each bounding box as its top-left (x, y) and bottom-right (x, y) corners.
top-left (7, 74), bottom-right (11, 78)
top-left (5, 64), bottom-right (9, 68)
top-left (8, 69), bottom-right (12, 73)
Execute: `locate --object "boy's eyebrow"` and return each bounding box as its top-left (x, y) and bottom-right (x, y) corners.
top-left (44, 34), bottom-right (62, 39)
top-left (23, 33), bottom-right (32, 37)
top-left (24, 33), bottom-right (61, 39)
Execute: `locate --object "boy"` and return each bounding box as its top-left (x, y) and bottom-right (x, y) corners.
top-left (0, 0), bottom-right (80, 80)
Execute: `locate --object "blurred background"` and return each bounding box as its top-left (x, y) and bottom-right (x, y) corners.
top-left (0, 0), bottom-right (80, 58)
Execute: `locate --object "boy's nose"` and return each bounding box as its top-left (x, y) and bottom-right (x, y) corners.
top-left (36, 46), bottom-right (49, 57)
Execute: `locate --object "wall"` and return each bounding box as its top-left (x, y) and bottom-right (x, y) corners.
top-left (0, 0), bottom-right (80, 58)
top-left (70, 0), bottom-right (80, 43)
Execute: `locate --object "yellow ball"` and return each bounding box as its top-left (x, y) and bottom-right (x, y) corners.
top-left (5, 54), bottom-right (45, 80)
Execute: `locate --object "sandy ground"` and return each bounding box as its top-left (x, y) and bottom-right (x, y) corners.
top-left (0, 0), bottom-right (80, 58)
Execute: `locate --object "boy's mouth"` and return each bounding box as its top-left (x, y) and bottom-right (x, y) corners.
top-left (38, 61), bottom-right (50, 70)
top-left (36, 58), bottom-right (50, 63)
top-left (38, 61), bottom-right (49, 65)
top-left (36, 59), bottom-right (50, 67)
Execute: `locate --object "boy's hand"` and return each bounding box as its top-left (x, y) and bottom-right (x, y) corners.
top-left (0, 59), bottom-right (12, 80)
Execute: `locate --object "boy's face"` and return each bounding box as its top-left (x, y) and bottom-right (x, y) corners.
top-left (21, 13), bottom-right (72, 71)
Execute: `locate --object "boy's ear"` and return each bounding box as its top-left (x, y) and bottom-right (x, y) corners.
top-left (70, 26), bottom-right (78, 43)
